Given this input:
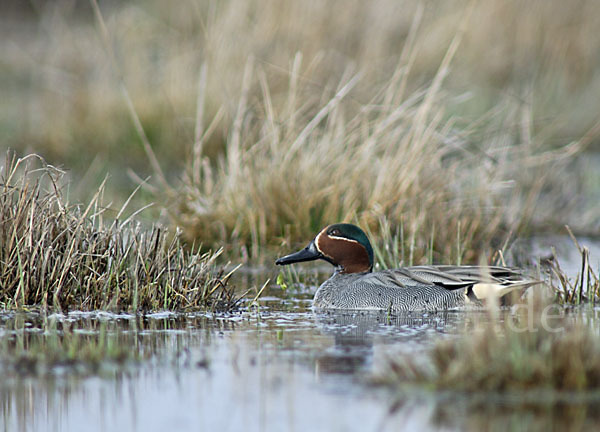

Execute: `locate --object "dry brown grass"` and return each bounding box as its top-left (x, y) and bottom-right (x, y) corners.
top-left (173, 7), bottom-right (586, 260)
top-left (2, 1), bottom-right (599, 257)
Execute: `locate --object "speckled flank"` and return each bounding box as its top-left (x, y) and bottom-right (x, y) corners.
top-left (312, 266), bottom-right (539, 312)
top-left (313, 271), bottom-right (473, 311)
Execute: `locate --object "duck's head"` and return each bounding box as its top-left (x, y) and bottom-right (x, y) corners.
top-left (275, 223), bottom-right (374, 274)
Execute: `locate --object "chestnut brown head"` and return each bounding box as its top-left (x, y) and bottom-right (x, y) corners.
top-left (275, 224), bottom-right (374, 274)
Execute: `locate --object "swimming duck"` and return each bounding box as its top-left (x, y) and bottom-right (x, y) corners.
top-left (275, 223), bottom-right (538, 311)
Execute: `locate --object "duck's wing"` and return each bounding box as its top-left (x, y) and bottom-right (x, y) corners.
top-left (385, 265), bottom-right (541, 299)
top-left (361, 268), bottom-right (468, 291)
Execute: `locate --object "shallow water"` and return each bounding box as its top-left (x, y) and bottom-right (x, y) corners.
top-left (3, 305), bottom-right (600, 432)
top-left (2, 237), bottom-right (600, 432)
top-left (0, 306), bottom-right (456, 431)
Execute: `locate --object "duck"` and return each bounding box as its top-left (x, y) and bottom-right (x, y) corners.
top-left (275, 223), bottom-right (539, 311)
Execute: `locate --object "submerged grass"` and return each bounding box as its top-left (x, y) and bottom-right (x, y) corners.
top-left (0, 312), bottom-right (218, 378)
top-left (0, 317), bottom-right (138, 378)
top-left (0, 153), bottom-right (239, 312)
top-left (375, 313), bottom-right (600, 394)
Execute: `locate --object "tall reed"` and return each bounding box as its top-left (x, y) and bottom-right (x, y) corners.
top-left (175, 41), bottom-right (583, 262)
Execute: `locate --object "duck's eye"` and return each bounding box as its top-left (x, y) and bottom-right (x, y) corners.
top-left (330, 229), bottom-right (341, 236)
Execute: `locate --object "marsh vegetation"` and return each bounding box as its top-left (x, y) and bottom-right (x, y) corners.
top-left (2, 0), bottom-right (599, 260)
top-left (2, 1), bottom-right (600, 431)
top-left (0, 154), bottom-right (238, 312)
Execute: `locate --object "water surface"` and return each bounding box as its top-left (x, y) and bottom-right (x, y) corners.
top-left (2, 237), bottom-right (600, 432)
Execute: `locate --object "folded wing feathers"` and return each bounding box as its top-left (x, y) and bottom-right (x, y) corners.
top-left (386, 265), bottom-right (541, 297)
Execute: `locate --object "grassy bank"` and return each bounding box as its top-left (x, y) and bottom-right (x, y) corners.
top-left (2, 1), bottom-right (599, 260)
top-left (0, 153), bottom-right (238, 312)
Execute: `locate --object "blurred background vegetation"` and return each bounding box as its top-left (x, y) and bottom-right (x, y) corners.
top-left (2, 0), bottom-right (599, 261)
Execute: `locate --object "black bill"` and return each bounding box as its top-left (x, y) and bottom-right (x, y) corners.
top-left (275, 242), bottom-right (322, 265)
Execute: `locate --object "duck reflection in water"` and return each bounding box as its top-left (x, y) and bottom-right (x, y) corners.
top-left (312, 310), bottom-right (465, 376)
